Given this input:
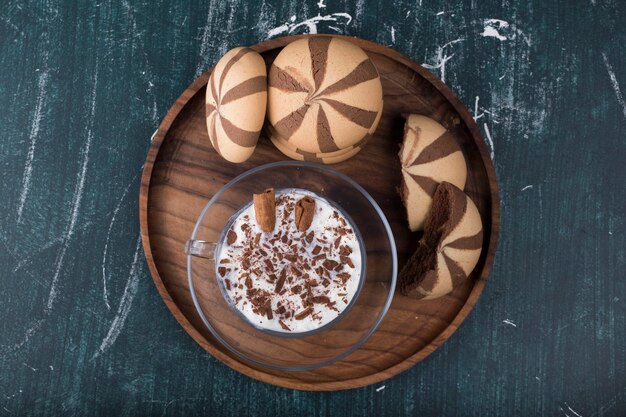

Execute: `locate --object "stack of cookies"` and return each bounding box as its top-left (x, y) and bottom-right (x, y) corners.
top-left (397, 115), bottom-right (484, 300)
top-left (205, 36), bottom-right (383, 164)
top-left (265, 37), bottom-right (383, 164)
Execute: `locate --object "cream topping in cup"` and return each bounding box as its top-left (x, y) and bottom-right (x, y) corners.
top-left (216, 189), bottom-right (362, 333)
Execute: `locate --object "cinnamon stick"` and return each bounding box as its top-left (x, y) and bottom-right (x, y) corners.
top-left (253, 188), bottom-right (276, 232)
top-left (295, 196), bottom-right (315, 231)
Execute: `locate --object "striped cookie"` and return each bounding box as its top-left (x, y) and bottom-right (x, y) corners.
top-left (272, 96), bottom-right (383, 157)
top-left (399, 115), bottom-right (467, 231)
top-left (271, 130), bottom-right (367, 158)
top-left (399, 182), bottom-right (483, 300)
top-left (267, 99), bottom-right (382, 163)
top-left (269, 130), bottom-right (366, 164)
top-left (267, 36), bottom-right (383, 154)
top-left (206, 47), bottom-right (267, 163)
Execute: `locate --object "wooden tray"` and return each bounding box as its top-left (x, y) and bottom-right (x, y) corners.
top-left (139, 35), bottom-right (499, 391)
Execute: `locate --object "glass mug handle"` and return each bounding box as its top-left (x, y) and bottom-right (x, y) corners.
top-left (184, 240), bottom-right (217, 260)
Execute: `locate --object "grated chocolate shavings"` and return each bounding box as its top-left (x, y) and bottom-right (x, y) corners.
top-left (274, 269), bottom-right (286, 294)
top-left (336, 272), bottom-right (351, 281)
top-left (323, 259), bottom-right (339, 270)
top-left (340, 255), bottom-right (354, 268)
top-left (295, 307), bottom-right (313, 320)
top-left (311, 295), bottom-right (330, 304)
top-left (227, 229), bottom-right (237, 245)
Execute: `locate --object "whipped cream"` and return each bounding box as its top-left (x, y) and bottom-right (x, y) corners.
top-left (216, 189), bottom-right (363, 334)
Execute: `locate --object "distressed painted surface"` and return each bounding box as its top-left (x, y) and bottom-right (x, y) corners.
top-left (0, 0), bottom-right (624, 415)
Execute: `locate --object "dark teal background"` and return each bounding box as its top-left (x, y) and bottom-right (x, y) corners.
top-left (1, 0), bottom-right (624, 415)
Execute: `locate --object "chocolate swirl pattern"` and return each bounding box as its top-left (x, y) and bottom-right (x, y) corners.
top-left (269, 130), bottom-right (367, 164)
top-left (267, 37), bottom-right (383, 154)
top-left (267, 99), bottom-right (382, 164)
top-left (400, 115), bottom-right (467, 231)
top-left (399, 182), bottom-right (483, 300)
top-left (206, 47), bottom-right (267, 163)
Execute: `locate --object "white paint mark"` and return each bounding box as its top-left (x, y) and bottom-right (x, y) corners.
top-left (317, 0), bottom-right (326, 8)
top-left (521, 185), bottom-right (534, 191)
top-left (12, 221), bottom-right (93, 273)
top-left (22, 362), bottom-right (37, 371)
top-left (93, 236), bottom-right (143, 359)
top-left (376, 385), bottom-right (386, 392)
top-left (4, 319), bottom-right (44, 353)
top-left (503, 319), bottom-right (517, 327)
top-left (49, 365), bottom-right (54, 370)
top-left (565, 403), bottom-right (583, 417)
top-left (499, 72), bottom-right (507, 80)
top-left (5, 64), bottom-right (98, 354)
top-left (151, 99), bottom-right (158, 124)
top-left (436, 11), bottom-right (445, 16)
top-left (17, 70), bottom-right (50, 223)
top-left (481, 19), bottom-right (531, 46)
top-left (481, 23), bottom-right (507, 41)
top-left (406, 10), bottom-right (410, 18)
top-left (473, 96), bottom-right (484, 120)
top-left (3, 407), bottom-right (11, 413)
top-left (328, 25), bottom-right (341, 32)
top-left (267, 13), bottom-right (352, 37)
top-left (483, 123), bottom-right (495, 160)
top-left (47, 61), bottom-right (97, 310)
top-left (602, 52), bottom-right (626, 122)
top-left (609, 231), bottom-right (613, 236)
top-left (150, 129), bottom-right (158, 142)
top-left (535, 376), bottom-right (541, 381)
top-left (102, 172), bottom-right (140, 310)
top-left (390, 26), bottom-right (396, 43)
top-left (195, 4), bottom-right (219, 77)
top-left (355, 0), bottom-right (365, 21)
top-left (422, 38), bottom-right (465, 83)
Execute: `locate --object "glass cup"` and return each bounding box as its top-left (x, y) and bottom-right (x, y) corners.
top-left (185, 161), bottom-right (397, 371)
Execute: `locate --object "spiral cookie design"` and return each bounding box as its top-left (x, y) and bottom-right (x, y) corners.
top-left (267, 37), bottom-right (383, 154)
top-left (399, 115), bottom-right (467, 231)
top-left (268, 98), bottom-right (382, 164)
top-left (206, 47), bottom-right (267, 163)
top-left (268, 128), bottom-right (367, 164)
top-left (399, 182), bottom-right (483, 300)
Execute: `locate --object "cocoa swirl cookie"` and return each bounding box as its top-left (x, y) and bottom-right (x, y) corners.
top-left (267, 99), bottom-right (382, 164)
top-left (399, 182), bottom-right (483, 300)
top-left (269, 129), bottom-right (367, 164)
top-left (206, 47), bottom-right (267, 163)
top-left (400, 115), bottom-right (467, 231)
top-left (267, 36), bottom-right (383, 154)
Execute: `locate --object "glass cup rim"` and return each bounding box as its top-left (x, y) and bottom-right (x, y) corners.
top-left (187, 160), bottom-right (398, 371)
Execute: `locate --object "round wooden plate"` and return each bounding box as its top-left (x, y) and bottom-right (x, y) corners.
top-left (139, 35), bottom-right (499, 391)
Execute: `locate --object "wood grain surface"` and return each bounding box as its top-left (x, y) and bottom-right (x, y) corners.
top-left (140, 34), bottom-right (499, 390)
top-left (0, 0), bottom-right (624, 415)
